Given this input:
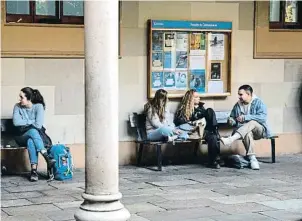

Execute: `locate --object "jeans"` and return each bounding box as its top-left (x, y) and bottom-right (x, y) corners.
top-left (147, 126), bottom-right (189, 141)
top-left (21, 129), bottom-right (46, 164)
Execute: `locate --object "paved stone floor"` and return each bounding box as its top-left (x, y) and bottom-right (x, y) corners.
top-left (1, 154), bottom-right (302, 221)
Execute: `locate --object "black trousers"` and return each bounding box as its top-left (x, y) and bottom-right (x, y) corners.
top-left (203, 108), bottom-right (220, 163)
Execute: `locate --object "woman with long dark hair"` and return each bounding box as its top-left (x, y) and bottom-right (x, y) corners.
top-left (13, 87), bottom-right (55, 182)
top-left (144, 89), bottom-right (188, 142)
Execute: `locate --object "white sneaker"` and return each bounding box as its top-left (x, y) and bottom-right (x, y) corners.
top-left (168, 135), bottom-right (178, 142)
top-left (249, 155), bottom-right (260, 170)
top-left (220, 136), bottom-right (232, 146)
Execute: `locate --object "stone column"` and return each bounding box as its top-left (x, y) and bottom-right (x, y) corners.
top-left (74, 0), bottom-right (130, 220)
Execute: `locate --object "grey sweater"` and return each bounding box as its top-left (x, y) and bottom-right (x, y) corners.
top-left (145, 106), bottom-right (175, 134)
top-left (12, 103), bottom-right (44, 129)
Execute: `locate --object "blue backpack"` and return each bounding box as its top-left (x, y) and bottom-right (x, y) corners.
top-left (48, 144), bottom-right (73, 181)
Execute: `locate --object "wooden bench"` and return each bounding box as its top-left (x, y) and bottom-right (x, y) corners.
top-left (129, 111), bottom-right (279, 171)
top-left (129, 112), bottom-right (203, 171)
top-left (1, 118), bottom-right (27, 174)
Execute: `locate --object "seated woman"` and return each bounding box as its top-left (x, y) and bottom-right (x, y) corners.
top-left (12, 87), bottom-right (55, 182)
top-left (174, 89), bottom-right (221, 168)
top-left (144, 89), bottom-right (188, 142)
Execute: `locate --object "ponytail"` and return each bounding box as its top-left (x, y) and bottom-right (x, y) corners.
top-left (32, 89), bottom-right (45, 109)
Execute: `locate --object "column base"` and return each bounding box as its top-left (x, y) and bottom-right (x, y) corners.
top-left (74, 207), bottom-right (130, 221)
top-left (74, 193), bottom-right (130, 221)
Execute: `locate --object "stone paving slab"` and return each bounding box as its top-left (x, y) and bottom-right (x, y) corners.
top-left (1, 191), bottom-right (44, 200)
top-left (151, 198), bottom-right (219, 210)
top-left (209, 202), bottom-right (276, 215)
top-left (28, 195), bottom-right (79, 204)
top-left (1, 199), bottom-right (33, 208)
top-left (2, 214), bottom-right (53, 221)
top-left (210, 212), bottom-right (278, 221)
top-left (126, 202), bottom-right (166, 214)
top-left (260, 210), bottom-right (302, 221)
top-left (210, 193), bottom-right (279, 205)
top-left (2, 204), bottom-right (61, 216)
top-left (147, 179), bottom-right (199, 187)
top-left (138, 207), bottom-right (226, 221)
top-left (4, 184), bottom-right (56, 193)
top-left (1, 154), bottom-right (302, 221)
top-left (259, 199), bottom-right (302, 211)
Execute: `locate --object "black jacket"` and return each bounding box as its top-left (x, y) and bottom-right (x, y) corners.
top-left (174, 102), bottom-right (206, 126)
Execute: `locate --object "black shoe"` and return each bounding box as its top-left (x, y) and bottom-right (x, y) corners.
top-left (42, 152), bottom-right (56, 168)
top-left (30, 170), bottom-right (38, 182)
top-left (208, 161), bottom-right (220, 169)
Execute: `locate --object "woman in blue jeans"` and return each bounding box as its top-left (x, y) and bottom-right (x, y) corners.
top-left (144, 89), bottom-right (188, 142)
top-left (13, 87), bottom-right (55, 182)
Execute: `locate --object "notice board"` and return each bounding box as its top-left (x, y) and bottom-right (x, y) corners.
top-left (147, 19), bottom-right (232, 98)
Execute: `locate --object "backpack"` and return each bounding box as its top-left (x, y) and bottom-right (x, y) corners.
top-left (48, 144), bottom-right (73, 181)
top-left (224, 154), bottom-right (250, 169)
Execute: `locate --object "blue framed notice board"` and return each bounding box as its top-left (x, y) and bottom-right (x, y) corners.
top-left (147, 19), bottom-right (232, 99)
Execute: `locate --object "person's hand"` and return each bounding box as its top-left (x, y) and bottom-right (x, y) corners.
top-left (173, 129), bottom-right (181, 135)
top-left (236, 115), bottom-right (244, 123)
top-left (228, 117), bottom-right (236, 126)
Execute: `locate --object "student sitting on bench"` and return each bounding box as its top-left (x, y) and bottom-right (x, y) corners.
top-left (174, 89), bottom-right (221, 169)
top-left (220, 85), bottom-right (272, 170)
top-left (144, 89), bottom-right (188, 142)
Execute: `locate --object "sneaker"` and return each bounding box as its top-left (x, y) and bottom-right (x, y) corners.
top-left (208, 161), bottom-right (220, 169)
top-left (168, 135), bottom-right (178, 142)
top-left (30, 170), bottom-right (38, 182)
top-left (249, 155), bottom-right (260, 170)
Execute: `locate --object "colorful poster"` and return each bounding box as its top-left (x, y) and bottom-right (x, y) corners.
top-left (176, 33), bottom-right (188, 51)
top-left (209, 33), bottom-right (224, 60)
top-left (164, 51), bottom-right (175, 70)
top-left (210, 62), bottom-right (222, 80)
top-left (151, 72), bottom-right (163, 89)
top-left (152, 52), bottom-right (163, 71)
top-left (190, 33), bottom-right (206, 55)
top-left (176, 51), bottom-right (188, 69)
top-left (190, 70), bottom-right (205, 93)
top-left (152, 31), bottom-right (163, 51)
top-left (163, 72), bottom-right (175, 89)
top-left (175, 71), bottom-right (188, 89)
top-left (164, 33), bottom-right (176, 51)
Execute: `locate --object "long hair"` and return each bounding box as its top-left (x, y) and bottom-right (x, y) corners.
top-left (176, 89), bottom-right (196, 121)
top-left (144, 89), bottom-right (168, 122)
top-left (21, 87), bottom-right (46, 109)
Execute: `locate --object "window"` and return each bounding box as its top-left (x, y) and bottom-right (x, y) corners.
top-left (269, 0), bottom-right (302, 30)
top-left (6, 0), bottom-right (84, 24)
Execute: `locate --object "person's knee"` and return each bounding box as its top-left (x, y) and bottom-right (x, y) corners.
top-left (27, 129), bottom-right (40, 137)
top-left (159, 127), bottom-right (173, 136)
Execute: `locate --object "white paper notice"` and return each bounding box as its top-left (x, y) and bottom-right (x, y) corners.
top-left (208, 81), bottom-right (224, 93)
top-left (189, 56), bottom-right (205, 70)
top-left (209, 33), bottom-right (224, 60)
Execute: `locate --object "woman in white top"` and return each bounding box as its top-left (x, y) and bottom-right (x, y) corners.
top-left (144, 89), bottom-right (188, 141)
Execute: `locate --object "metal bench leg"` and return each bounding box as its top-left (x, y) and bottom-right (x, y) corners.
top-left (193, 141), bottom-right (199, 157)
top-left (156, 144), bottom-right (162, 171)
top-left (137, 143), bottom-right (144, 166)
top-left (271, 138), bottom-right (276, 163)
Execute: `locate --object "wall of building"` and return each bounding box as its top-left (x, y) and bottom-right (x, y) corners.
top-left (1, 1), bottom-right (302, 170)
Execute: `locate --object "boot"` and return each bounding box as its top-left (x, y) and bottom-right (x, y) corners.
top-left (42, 152), bottom-right (56, 168)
